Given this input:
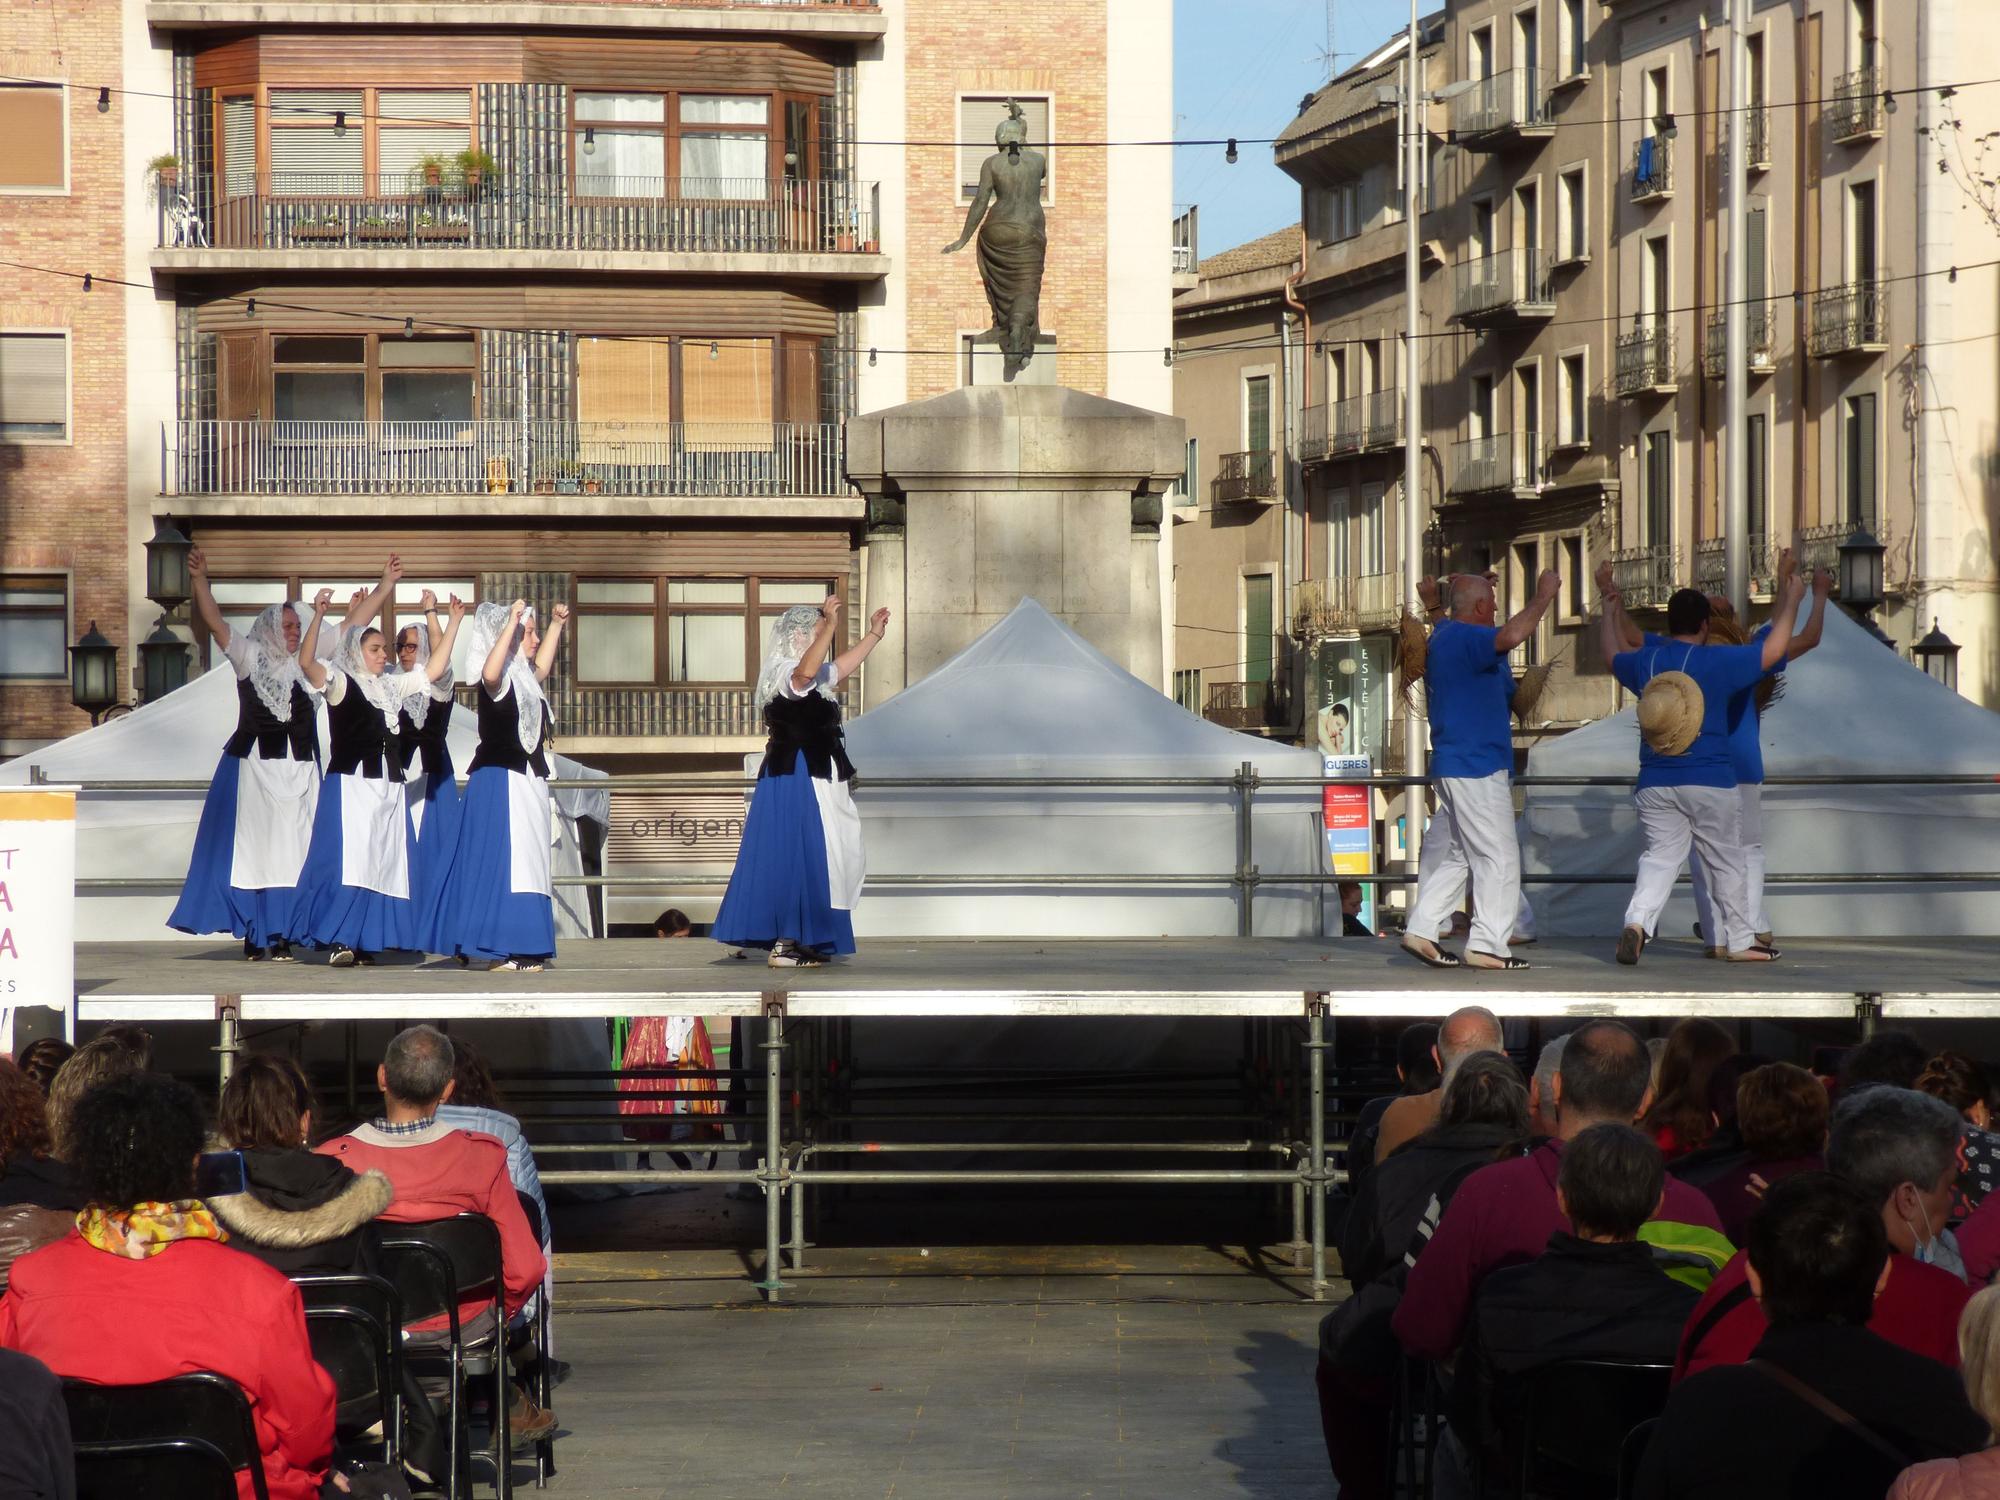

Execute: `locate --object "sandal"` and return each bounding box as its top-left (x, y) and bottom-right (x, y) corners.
top-left (1400, 937), bottom-right (1463, 970)
top-left (1615, 926), bottom-right (1647, 966)
top-left (1465, 952), bottom-right (1531, 971)
top-left (1725, 945), bottom-right (1780, 963)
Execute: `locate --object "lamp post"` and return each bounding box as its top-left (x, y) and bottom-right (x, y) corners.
top-left (138, 617), bottom-right (192, 703)
top-left (1912, 618), bottom-right (1960, 693)
top-left (145, 516), bottom-right (193, 610)
top-left (1835, 526), bottom-right (1893, 648)
top-left (68, 622), bottom-right (120, 725)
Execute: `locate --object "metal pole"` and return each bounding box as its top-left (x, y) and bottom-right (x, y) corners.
top-left (758, 996), bottom-right (788, 1300)
top-left (1402, 0), bottom-right (1428, 881)
top-left (1723, 0), bottom-right (1750, 615)
top-left (1236, 759), bottom-right (1258, 936)
top-left (216, 999), bottom-right (240, 1089)
top-left (1308, 1000), bottom-right (1329, 1300)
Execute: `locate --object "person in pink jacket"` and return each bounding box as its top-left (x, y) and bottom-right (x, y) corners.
top-left (1891, 1284), bottom-right (2000, 1500)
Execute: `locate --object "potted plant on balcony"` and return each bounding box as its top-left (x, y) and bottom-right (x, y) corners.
top-left (414, 209), bottom-right (470, 245)
top-left (356, 213), bottom-right (402, 244)
top-left (294, 213), bottom-right (346, 245)
top-left (454, 148), bottom-right (498, 194)
top-left (552, 459), bottom-right (583, 495)
top-left (582, 470), bottom-right (602, 495)
top-left (417, 153), bottom-right (450, 190)
top-left (148, 154), bottom-right (183, 198)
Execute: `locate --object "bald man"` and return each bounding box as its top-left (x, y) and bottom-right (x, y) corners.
top-left (1375, 1005), bottom-right (1507, 1160)
top-left (1403, 569), bottom-right (1560, 970)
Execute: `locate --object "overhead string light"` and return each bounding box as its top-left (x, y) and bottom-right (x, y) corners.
top-left (333, 110), bottom-right (347, 138)
top-left (403, 316), bottom-right (416, 338)
top-left (96, 86), bottom-right (110, 114)
top-left (1225, 138), bottom-right (1239, 165)
top-left (582, 127), bottom-right (596, 156)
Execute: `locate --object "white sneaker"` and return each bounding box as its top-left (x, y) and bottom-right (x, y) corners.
top-left (487, 957), bottom-right (520, 972)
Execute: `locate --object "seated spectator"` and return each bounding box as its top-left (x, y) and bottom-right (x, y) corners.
top-left (1318, 1054), bottom-right (1531, 1500)
top-left (433, 1038), bottom-right (554, 1319)
top-left (1697, 1062), bottom-right (1829, 1246)
top-left (1890, 1284), bottom-right (2000, 1500)
top-left (1917, 1053), bottom-right (1994, 1132)
top-left (1841, 1030), bottom-right (1933, 1097)
top-left (1678, 1086), bottom-right (1973, 1379)
top-left (1338, 881), bottom-right (1372, 937)
top-left (0, 1348), bottom-right (74, 1500)
top-left (13, 1038), bottom-right (72, 1096)
top-left (44, 1036), bottom-right (146, 1166)
top-left (0, 1058), bottom-right (79, 1280)
top-left (1528, 1034), bottom-right (1568, 1137)
top-left (1635, 1172), bottom-right (1985, 1500)
top-left (1666, 1052), bottom-right (1775, 1192)
top-left (1642, 1019), bottom-right (1736, 1161)
top-left (654, 908), bottom-right (693, 939)
top-left (1346, 1023), bottom-right (1440, 1193)
top-left (0, 1072), bottom-right (335, 1500)
top-left (1454, 1124), bottom-right (1700, 1480)
top-left (1376, 1007), bottom-right (1505, 1162)
top-left (209, 1052), bottom-right (392, 1277)
top-left (1394, 1018), bottom-right (1725, 1364)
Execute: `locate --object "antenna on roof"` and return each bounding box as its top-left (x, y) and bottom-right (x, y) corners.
top-left (1314, 0), bottom-right (1339, 78)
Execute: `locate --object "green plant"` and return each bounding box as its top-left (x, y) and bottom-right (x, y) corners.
top-left (454, 148), bottom-right (498, 182)
top-left (360, 215), bottom-right (392, 228)
top-left (147, 154), bottom-right (184, 199)
top-left (416, 152), bottom-right (451, 181)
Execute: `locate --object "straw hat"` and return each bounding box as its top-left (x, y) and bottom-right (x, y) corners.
top-left (1396, 611), bottom-right (1429, 708)
top-left (1637, 671), bottom-right (1704, 756)
top-left (1512, 661), bottom-right (1554, 723)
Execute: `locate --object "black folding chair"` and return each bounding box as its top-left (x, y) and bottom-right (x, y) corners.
top-left (512, 1189), bottom-right (557, 1487)
top-left (379, 1214), bottom-right (509, 1500)
top-left (1618, 1417), bottom-right (1661, 1500)
top-left (293, 1271), bottom-right (404, 1467)
top-left (1387, 1353), bottom-right (1445, 1499)
top-left (62, 1371), bottom-right (271, 1500)
top-left (1503, 1358), bottom-right (1673, 1500)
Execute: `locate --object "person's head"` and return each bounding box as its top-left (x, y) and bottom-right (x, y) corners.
top-left (1736, 1062), bottom-right (1831, 1160)
top-left (215, 1052), bottom-right (316, 1152)
top-left (1529, 1034), bottom-right (1570, 1136)
top-left (1917, 1052), bottom-right (1995, 1130)
top-left (1551, 1019), bottom-right (1653, 1137)
top-left (449, 1037), bottom-right (501, 1112)
top-left (47, 1036), bottom-right (148, 1161)
top-left (96, 1025), bottom-right (154, 1070)
top-left (357, 627), bottom-right (388, 675)
top-left (1557, 1123), bottom-right (1665, 1242)
top-left (1436, 1051), bottom-right (1530, 1136)
top-left (1705, 1051), bottom-right (1775, 1133)
top-left (655, 908), bottom-right (693, 939)
top-left (1338, 882), bottom-right (1363, 917)
top-left (1837, 1030), bottom-right (1929, 1096)
top-left (71, 1072), bottom-right (206, 1209)
top-left (1828, 1085), bottom-right (1962, 1259)
top-left (1641, 1018), bottom-right (1736, 1151)
top-left (1448, 573), bottom-right (1497, 625)
top-left (518, 609), bottom-right (540, 660)
top-left (994, 107), bottom-right (1029, 150)
top-left (1665, 588), bottom-right (1712, 640)
top-left (378, 1025), bottom-right (456, 1115)
top-left (0, 1058), bottom-right (53, 1164)
top-left (279, 604), bottom-right (302, 654)
top-left (15, 1038), bottom-right (73, 1095)
top-left (1745, 1171), bottom-right (1890, 1328)
top-left (1436, 1006), bottom-right (1504, 1087)
top-left (396, 624), bottom-right (422, 671)
top-left (1956, 1285), bottom-right (2000, 1438)
top-left (1395, 1023), bottom-right (1442, 1092)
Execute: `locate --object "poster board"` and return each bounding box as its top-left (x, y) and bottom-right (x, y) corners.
top-left (1323, 754), bottom-right (1375, 933)
top-left (0, 788), bottom-right (77, 1054)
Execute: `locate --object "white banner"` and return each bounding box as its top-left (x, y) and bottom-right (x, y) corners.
top-left (0, 788), bottom-right (77, 1055)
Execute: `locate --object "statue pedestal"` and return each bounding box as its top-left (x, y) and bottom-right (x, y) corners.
top-left (846, 385), bottom-right (1184, 706)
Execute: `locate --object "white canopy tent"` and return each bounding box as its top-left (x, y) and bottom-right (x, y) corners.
top-left (1522, 601), bottom-right (2000, 938)
top-left (843, 598), bottom-right (1329, 937)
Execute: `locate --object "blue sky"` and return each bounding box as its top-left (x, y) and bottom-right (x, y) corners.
top-left (1173, 0), bottom-right (1409, 257)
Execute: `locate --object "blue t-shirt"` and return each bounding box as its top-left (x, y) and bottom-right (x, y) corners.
top-left (1426, 618), bottom-right (1513, 779)
top-left (1721, 624), bottom-right (1782, 783)
top-left (1613, 639), bottom-right (1769, 790)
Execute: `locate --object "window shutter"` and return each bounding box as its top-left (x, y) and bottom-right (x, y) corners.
top-left (0, 332), bottom-right (67, 427)
top-left (268, 89), bottom-right (364, 193)
top-left (1747, 413), bottom-right (1768, 535)
top-left (1746, 201), bottom-right (1768, 303)
top-left (1849, 394), bottom-right (1877, 524)
top-left (0, 82), bottom-right (64, 190)
top-left (1246, 375), bottom-right (1272, 453)
top-left (958, 96), bottom-right (1048, 198)
top-left (222, 96), bottom-right (256, 199)
top-left (378, 89), bottom-right (472, 187)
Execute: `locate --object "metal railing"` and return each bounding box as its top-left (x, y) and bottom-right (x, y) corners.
top-left (1290, 572), bottom-right (1401, 637)
top-left (1448, 67), bottom-right (1553, 142)
top-left (166, 418), bottom-right (850, 498)
top-left (1799, 519), bottom-right (1882, 579)
top-left (1363, 387), bottom-right (1402, 448)
top-left (1629, 135), bottom-right (1674, 201)
top-left (1202, 679), bottom-right (1272, 730)
top-left (1614, 321), bottom-right (1678, 395)
top-left (1447, 430), bottom-right (1543, 495)
top-left (1809, 280), bottom-right (1888, 356)
top-left (1610, 543), bottom-right (1681, 607)
top-left (1451, 247), bottom-right (1556, 321)
top-left (170, 174), bottom-right (882, 256)
top-left (1214, 449), bottom-right (1278, 504)
top-left (1734, 103), bottom-right (1772, 168)
top-left (1828, 66), bottom-right (1885, 141)
top-left (1303, 393), bottom-right (1396, 462)
top-left (1694, 534), bottom-right (1778, 597)
top-left (1703, 301), bottom-right (1778, 376)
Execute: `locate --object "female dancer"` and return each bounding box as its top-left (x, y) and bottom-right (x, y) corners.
top-left (426, 598), bottom-right (569, 972)
top-left (713, 595), bottom-right (890, 968)
top-left (287, 590), bottom-right (463, 966)
top-left (393, 591), bottom-right (463, 924)
top-left (170, 550), bottom-right (397, 959)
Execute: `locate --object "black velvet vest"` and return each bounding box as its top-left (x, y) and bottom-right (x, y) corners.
top-left (396, 694), bottom-right (454, 779)
top-left (466, 685), bottom-right (551, 778)
top-left (324, 681), bottom-right (405, 781)
top-left (222, 678), bottom-right (318, 763)
top-left (759, 690), bottom-right (854, 783)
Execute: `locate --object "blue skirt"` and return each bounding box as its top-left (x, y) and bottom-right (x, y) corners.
top-left (406, 767), bottom-right (463, 925)
top-left (423, 765), bottom-right (556, 962)
top-left (168, 752), bottom-right (309, 948)
top-left (712, 765), bottom-right (856, 956)
top-left (286, 774), bottom-right (419, 953)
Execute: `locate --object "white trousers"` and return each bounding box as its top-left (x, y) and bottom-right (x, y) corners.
top-left (1408, 772), bottom-right (1521, 960)
top-left (1626, 785), bottom-right (1755, 953)
top-left (1690, 782), bottom-right (1768, 940)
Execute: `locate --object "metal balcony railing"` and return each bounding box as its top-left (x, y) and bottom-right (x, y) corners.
top-left (1629, 135), bottom-right (1674, 201)
top-left (1809, 281), bottom-right (1888, 356)
top-left (1703, 301), bottom-right (1778, 377)
top-left (1451, 248), bottom-right (1556, 322)
top-left (1799, 519), bottom-right (1888, 580)
top-left (1828, 66), bottom-right (1885, 142)
top-left (1614, 321), bottom-right (1678, 396)
top-left (1694, 534), bottom-right (1778, 598)
top-left (1363, 387), bottom-right (1402, 448)
top-left (1203, 679), bottom-right (1273, 731)
top-left (1744, 104), bottom-right (1771, 168)
top-left (1610, 543), bottom-right (1681, 608)
top-left (1214, 449), bottom-right (1278, 504)
top-left (167, 174), bottom-right (882, 256)
top-left (165, 419), bottom-right (849, 498)
top-left (1448, 68), bottom-right (1554, 144)
top-left (1447, 431), bottom-right (1544, 495)
top-left (1290, 572), bottom-right (1402, 638)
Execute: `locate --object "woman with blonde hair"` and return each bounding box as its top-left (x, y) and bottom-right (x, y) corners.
top-left (1889, 1284), bottom-right (2000, 1498)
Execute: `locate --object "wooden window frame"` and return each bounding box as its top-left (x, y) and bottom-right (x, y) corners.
top-left (568, 90), bottom-right (800, 203)
top-left (571, 574), bottom-right (840, 690)
top-left (574, 332), bottom-right (794, 428)
top-left (0, 571), bottom-right (71, 681)
top-left (238, 84), bottom-right (477, 200)
top-left (268, 332), bottom-right (478, 423)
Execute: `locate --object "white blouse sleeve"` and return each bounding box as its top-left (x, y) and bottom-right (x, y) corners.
top-left (221, 630), bottom-right (252, 677)
top-left (775, 658), bottom-right (836, 699)
top-left (322, 667), bottom-right (350, 706)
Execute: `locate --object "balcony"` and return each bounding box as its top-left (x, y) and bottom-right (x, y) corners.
top-left (1301, 390), bottom-right (1401, 465)
top-left (1703, 302), bottom-right (1779, 377)
top-left (1291, 572), bottom-right (1402, 638)
top-left (1362, 388), bottom-right (1402, 449)
top-left (156, 174), bottom-right (884, 277)
top-left (1724, 104), bottom-right (1772, 171)
top-left (1808, 281), bottom-right (1888, 357)
top-left (551, 681), bottom-right (855, 745)
top-left (164, 420), bottom-right (850, 506)
top-left (1610, 543), bottom-right (1681, 608)
top-left (1828, 67), bottom-right (1885, 143)
top-left (1694, 534), bottom-right (1779, 598)
top-left (1629, 136), bottom-right (1674, 203)
top-left (147, 0), bottom-right (888, 38)
top-left (1214, 449), bottom-right (1279, 505)
top-left (1203, 679), bottom-right (1276, 732)
top-left (1614, 321), bottom-right (1678, 397)
top-left (1448, 68), bottom-right (1554, 150)
top-left (1447, 431), bottom-right (1544, 497)
top-left (1799, 519), bottom-right (1892, 582)
top-left (1451, 248), bottom-right (1556, 326)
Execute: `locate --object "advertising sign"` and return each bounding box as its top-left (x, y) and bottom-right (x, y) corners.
top-left (0, 788), bottom-right (77, 1054)
top-left (1323, 754), bottom-right (1375, 933)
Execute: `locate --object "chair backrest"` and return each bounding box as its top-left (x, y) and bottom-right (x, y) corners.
top-left (378, 1213), bottom-right (502, 1330)
top-left (62, 1373), bottom-right (271, 1500)
top-left (293, 1273), bottom-right (400, 1421)
top-left (1618, 1417), bottom-right (1660, 1500)
top-left (1515, 1359), bottom-right (1673, 1500)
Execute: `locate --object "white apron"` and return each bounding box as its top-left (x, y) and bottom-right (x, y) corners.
top-left (229, 752), bottom-right (317, 890)
top-left (812, 777), bottom-right (866, 911)
top-left (508, 770), bottom-right (554, 897)
top-left (339, 774), bottom-right (412, 898)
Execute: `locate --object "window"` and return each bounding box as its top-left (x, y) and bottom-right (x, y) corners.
top-left (1644, 67), bottom-right (1670, 137)
top-left (1561, 535), bottom-right (1586, 621)
top-left (1470, 373), bottom-right (1495, 440)
top-left (1328, 492), bottom-right (1351, 578)
top-left (575, 92), bottom-right (668, 194)
top-left (1328, 349), bottom-right (1349, 405)
top-left (1643, 429), bottom-right (1673, 545)
top-left (0, 330), bottom-right (69, 442)
top-left (1172, 668), bottom-right (1201, 714)
top-left (1471, 26), bottom-right (1495, 80)
top-left (1562, 0), bottom-right (1587, 78)
top-left (1558, 352), bottom-right (1587, 446)
top-left (376, 88), bottom-right (474, 191)
top-left (685, 338), bottom-right (774, 440)
top-left (1850, 180), bottom-right (1878, 282)
top-left (1516, 361), bottom-right (1540, 452)
top-left (960, 95), bottom-right (1051, 200)
top-left (574, 333), bottom-right (777, 441)
top-left (678, 96), bottom-right (770, 198)
top-left (575, 579), bottom-right (658, 684)
top-left (391, 578), bottom-right (479, 679)
top-left (269, 334), bottom-right (474, 422)
top-left (1853, 0), bottom-right (1877, 71)
top-left (573, 576), bottom-right (834, 689)
top-left (1243, 574), bottom-right (1274, 690)
top-left (1509, 541), bottom-right (1541, 665)
top-left (261, 86), bottom-right (473, 197)
top-left (1358, 484), bottom-right (1387, 574)
top-left (207, 579), bottom-right (290, 661)
top-left (1315, 180), bottom-right (1361, 241)
top-left (1175, 436), bottom-right (1198, 506)
top-left (0, 575), bottom-right (67, 679)
top-left (1747, 412), bottom-right (1769, 539)
top-left (268, 88), bottom-right (366, 195)
top-left (1844, 393), bottom-right (1877, 525)
top-left (1472, 197), bottom-right (1497, 258)
top-left (1746, 32), bottom-right (1766, 109)
top-left (1558, 167), bottom-right (1586, 261)
top-left (1515, 181), bottom-right (1540, 254)
top-left (220, 95), bottom-right (256, 200)
top-left (1643, 234), bottom-right (1670, 325)
top-left (0, 81), bottom-right (65, 193)
top-left (1244, 374), bottom-right (1273, 454)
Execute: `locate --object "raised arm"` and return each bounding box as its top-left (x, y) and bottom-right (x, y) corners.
top-left (426, 596), bottom-right (466, 684)
top-left (1788, 564), bottom-right (1834, 660)
top-left (188, 546), bottom-right (229, 650)
top-left (1418, 576), bottom-right (1444, 624)
top-left (1494, 568), bottom-right (1561, 654)
top-left (483, 599), bottom-right (525, 691)
top-left (297, 589), bottom-right (335, 690)
top-left (343, 553), bottom-right (403, 630)
top-left (832, 607), bottom-right (891, 685)
top-left (1760, 571), bottom-right (1805, 670)
top-left (1600, 579), bottom-right (1630, 670)
top-left (943, 159), bottom-right (995, 254)
top-left (533, 602), bottom-right (568, 684)
top-left (791, 596), bottom-right (842, 693)
top-left (1595, 559), bottom-right (1644, 651)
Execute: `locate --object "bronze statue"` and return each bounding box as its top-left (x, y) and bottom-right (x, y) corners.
top-left (944, 100), bottom-right (1048, 379)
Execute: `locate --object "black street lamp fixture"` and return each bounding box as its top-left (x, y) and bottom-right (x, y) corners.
top-left (68, 622), bottom-right (120, 725)
top-left (145, 516), bottom-right (194, 611)
top-left (1912, 617), bottom-right (1961, 693)
top-left (138, 617), bottom-right (192, 703)
top-left (1836, 525), bottom-right (1886, 615)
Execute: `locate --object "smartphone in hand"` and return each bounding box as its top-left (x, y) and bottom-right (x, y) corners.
top-left (194, 1149), bottom-right (247, 1198)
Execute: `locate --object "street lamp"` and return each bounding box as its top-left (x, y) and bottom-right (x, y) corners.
top-left (145, 516), bottom-right (193, 611)
top-left (138, 617), bottom-right (192, 703)
top-left (68, 622), bottom-right (120, 725)
top-left (1912, 618), bottom-right (1960, 693)
top-left (1835, 526), bottom-right (1893, 648)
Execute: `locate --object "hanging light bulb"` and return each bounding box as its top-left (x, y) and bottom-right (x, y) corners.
top-left (1163, 347), bottom-right (1174, 367)
top-left (334, 110), bottom-right (347, 138)
top-left (709, 340), bottom-right (720, 361)
top-left (867, 347), bottom-right (878, 368)
top-left (1225, 138), bottom-right (1239, 165)
top-left (404, 316), bottom-right (416, 338)
top-left (244, 297), bottom-right (256, 318)
top-left (1882, 88), bottom-right (1898, 115)
top-left (583, 126), bottom-right (596, 157)
top-left (96, 86), bottom-right (111, 114)
top-left (1950, 266), bottom-right (1959, 283)
top-left (82, 273), bottom-right (93, 292)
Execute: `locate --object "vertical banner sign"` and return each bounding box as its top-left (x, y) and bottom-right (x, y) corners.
top-left (1323, 754), bottom-right (1375, 930)
top-left (0, 788), bottom-right (77, 1054)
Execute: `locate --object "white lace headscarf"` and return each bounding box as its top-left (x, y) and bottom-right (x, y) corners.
top-left (333, 624), bottom-right (403, 730)
top-left (754, 605), bottom-right (838, 710)
top-left (239, 601), bottom-right (314, 723)
top-left (465, 601), bottom-right (548, 753)
top-left (396, 619), bottom-right (450, 730)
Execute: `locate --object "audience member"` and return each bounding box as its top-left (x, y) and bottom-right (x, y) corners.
top-left (1839, 1031), bottom-right (1932, 1097)
top-left (0, 1072), bottom-right (336, 1500)
top-left (91, 1025), bottom-right (155, 1069)
top-left (1338, 881), bottom-right (1373, 937)
top-left (1677, 1086), bottom-right (1973, 1378)
top-left (1890, 1284), bottom-right (2000, 1500)
top-left (1528, 1034), bottom-right (1568, 1137)
top-left (1697, 1062), bottom-right (1829, 1245)
top-left (433, 1038), bottom-right (555, 1324)
top-left (0, 1348), bottom-right (74, 1500)
top-left (1346, 1023), bottom-right (1440, 1192)
top-left (1643, 1019), bottom-right (1737, 1161)
top-left (1665, 1052), bottom-right (1775, 1192)
top-left (1394, 1019), bottom-right (1724, 1363)
top-left (13, 1038), bottom-right (72, 1096)
top-left (0, 1059), bottom-right (79, 1279)
top-left (43, 1037), bottom-right (145, 1164)
top-left (653, 908), bottom-right (693, 938)
top-left (1917, 1054), bottom-right (1994, 1131)
top-left (1635, 1172), bottom-right (1985, 1500)
top-left (1648, 1036), bottom-right (1668, 1092)
top-left (1375, 1007), bottom-right (1506, 1161)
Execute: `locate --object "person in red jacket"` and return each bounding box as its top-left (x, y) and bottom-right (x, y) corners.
top-left (315, 1024), bottom-right (554, 1444)
top-left (0, 1072), bottom-right (335, 1500)
top-left (1394, 1019), bottom-right (1726, 1363)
